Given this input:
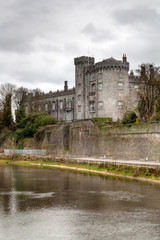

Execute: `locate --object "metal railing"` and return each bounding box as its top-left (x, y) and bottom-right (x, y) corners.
top-left (4, 149), bottom-right (46, 155)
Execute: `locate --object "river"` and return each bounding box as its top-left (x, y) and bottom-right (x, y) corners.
top-left (0, 165), bottom-right (160, 240)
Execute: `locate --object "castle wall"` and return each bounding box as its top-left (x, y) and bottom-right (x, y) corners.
top-left (86, 68), bottom-right (129, 121)
top-left (25, 88), bottom-right (75, 122)
top-left (68, 121), bottom-right (160, 161)
top-left (74, 56), bottom-right (94, 120)
top-left (42, 121), bottom-right (160, 162)
top-left (128, 77), bottom-right (139, 111)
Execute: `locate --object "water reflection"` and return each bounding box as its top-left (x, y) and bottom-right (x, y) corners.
top-left (0, 165), bottom-right (160, 240)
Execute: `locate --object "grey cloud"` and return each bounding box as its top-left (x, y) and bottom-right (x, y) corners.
top-left (82, 23), bottom-right (115, 42)
top-left (1, 0), bottom-right (160, 93)
top-left (114, 6), bottom-right (160, 29)
top-left (0, 0), bottom-right (61, 52)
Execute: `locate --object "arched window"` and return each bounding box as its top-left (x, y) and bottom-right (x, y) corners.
top-left (52, 102), bottom-right (55, 111)
top-left (45, 103), bottom-right (48, 111)
top-left (25, 105), bottom-right (28, 114)
top-left (38, 105), bottom-right (41, 112)
top-left (67, 100), bottom-right (72, 110)
top-left (60, 101), bottom-right (63, 110)
top-left (91, 83), bottom-right (96, 92)
top-left (89, 101), bottom-right (95, 111)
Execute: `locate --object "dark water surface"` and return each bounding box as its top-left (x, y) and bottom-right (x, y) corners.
top-left (0, 165), bottom-right (160, 240)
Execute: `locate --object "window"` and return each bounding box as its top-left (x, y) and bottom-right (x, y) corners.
top-left (119, 73), bottom-right (123, 79)
top-left (25, 105), bottom-right (28, 114)
top-left (98, 73), bottom-right (103, 80)
top-left (38, 105), bottom-right (41, 112)
top-left (118, 82), bottom-right (124, 90)
top-left (118, 101), bottom-right (123, 109)
top-left (98, 83), bottom-right (103, 91)
top-left (52, 102), bottom-right (55, 111)
top-left (77, 95), bottom-right (81, 101)
top-left (78, 105), bottom-right (81, 112)
top-left (60, 101), bottom-right (63, 110)
top-left (134, 85), bottom-right (139, 91)
top-left (78, 83), bottom-right (81, 89)
top-left (67, 100), bottom-right (72, 110)
top-left (45, 103), bottom-right (48, 111)
top-left (89, 101), bottom-right (95, 111)
top-left (91, 83), bottom-right (96, 92)
top-left (98, 102), bottom-right (104, 110)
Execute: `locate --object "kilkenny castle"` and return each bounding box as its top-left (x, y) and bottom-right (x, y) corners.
top-left (24, 54), bottom-right (139, 121)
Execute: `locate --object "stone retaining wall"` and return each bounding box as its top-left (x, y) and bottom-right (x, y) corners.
top-left (43, 121), bottom-right (160, 162)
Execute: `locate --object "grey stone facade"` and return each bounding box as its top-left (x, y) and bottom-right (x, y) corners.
top-left (24, 54), bottom-right (139, 121)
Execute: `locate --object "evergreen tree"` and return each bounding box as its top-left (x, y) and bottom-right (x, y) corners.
top-left (15, 101), bottom-right (25, 124)
top-left (2, 94), bottom-right (14, 129)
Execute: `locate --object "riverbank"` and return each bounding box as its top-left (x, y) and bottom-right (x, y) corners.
top-left (1, 158), bottom-right (160, 184)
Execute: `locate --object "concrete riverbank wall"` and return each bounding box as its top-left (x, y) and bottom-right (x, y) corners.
top-left (42, 121), bottom-right (160, 162)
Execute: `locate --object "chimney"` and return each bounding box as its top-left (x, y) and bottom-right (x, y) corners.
top-left (122, 54), bottom-right (127, 63)
top-left (150, 64), bottom-right (154, 77)
top-left (141, 64), bottom-right (146, 77)
top-left (64, 81), bottom-right (68, 91)
top-left (130, 70), bottom-right (134, 77)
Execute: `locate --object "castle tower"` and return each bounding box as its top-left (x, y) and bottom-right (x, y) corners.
top-left (85, 54), bottom-right (130, 121)
top-left (74, 56), bottom-right (94, 120)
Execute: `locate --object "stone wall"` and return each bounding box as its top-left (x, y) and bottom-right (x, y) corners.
top-left (43, 121), bottom-right (160, 162)
top-left (69, 121), bottom-right (160, 161)
top-left (42, 124), bottom-right (70, 155)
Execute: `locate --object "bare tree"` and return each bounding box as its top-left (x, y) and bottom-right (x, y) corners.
top-left (136, 64), bottom-right (160, 121)
top-left (13, 87), bottom-right (28, 109)
top-left (0, 83), bottom-right (16, 111)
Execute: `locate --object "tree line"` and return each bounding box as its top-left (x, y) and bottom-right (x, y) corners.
top-left (1, 62), bottom-right (160, 143)
top-left (0, 84), bottom-right (55, 145)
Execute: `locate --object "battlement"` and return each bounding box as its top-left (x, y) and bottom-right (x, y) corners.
top-left (74, 56), bottom-right (94, 66)
top-left (94, 55), bottom-right (129, 72)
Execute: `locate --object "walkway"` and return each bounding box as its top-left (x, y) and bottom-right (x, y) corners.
top-left (69, 157), bottom-right (160, 168)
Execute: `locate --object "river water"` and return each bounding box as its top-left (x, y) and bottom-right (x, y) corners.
top-left (0, 165), bottom-right (160, 240)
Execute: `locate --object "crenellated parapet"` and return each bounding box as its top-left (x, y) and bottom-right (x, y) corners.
top-left (74, 56), bottom-right (95, 66)
top-left (95, 59), bottom-right (129, 71)
top-left (86, 54), bottom-right (129, 73)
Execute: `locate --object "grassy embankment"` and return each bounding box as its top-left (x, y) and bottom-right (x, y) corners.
top-left (0, 158), bottom-right (160, 184)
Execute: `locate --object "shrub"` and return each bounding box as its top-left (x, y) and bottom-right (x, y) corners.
top-left (145, 169), bottom-right (151, 176)
top-left (17, 141), bottom-right (24, 149)
top-left (92, 117), bottom-right (113, 126)
top-left (121, 111), bottom-right (138, 125)
top-left (14, 112), bottom-right (55, 142)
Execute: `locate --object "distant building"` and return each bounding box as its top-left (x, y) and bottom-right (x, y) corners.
top-left (24, 54), bottom-right (139, 122)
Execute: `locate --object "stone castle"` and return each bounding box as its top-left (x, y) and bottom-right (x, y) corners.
top-left (24, 54), bottom-right (139, 122)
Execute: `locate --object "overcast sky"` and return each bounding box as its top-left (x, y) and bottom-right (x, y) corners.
top-left (0, 0), bottom-right (160, 92)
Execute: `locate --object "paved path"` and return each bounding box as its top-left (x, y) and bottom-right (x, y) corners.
top-left (69, 157), bottom-right (160, 168)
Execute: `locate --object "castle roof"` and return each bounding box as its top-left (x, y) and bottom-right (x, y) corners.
top-left (103, 57), bottom-right (117, 63)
